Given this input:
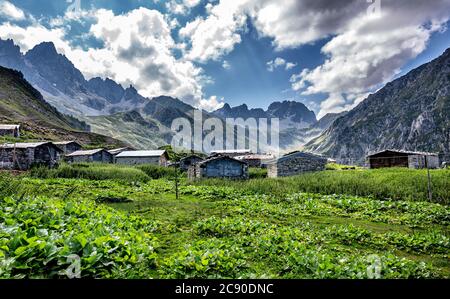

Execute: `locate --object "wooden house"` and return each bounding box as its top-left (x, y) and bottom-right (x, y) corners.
top-left (0, 142), bottom-right (62, 170)
top-left (0, 124), bottom-right (20, 138)
top-left (367, 150), bottom-right (440, 169)
top-left (54, 141), bottom-right (82, 155)
top-left (115, 150), bottom-right (169, 166)
top-left (267, 151), bottom-right (327, 178)
top-left (66, 149), bottom-right (113, 163)
top-left (179, 155), bottom-right (204, 171)
top-left (188, 156), bottom-right (249, 180)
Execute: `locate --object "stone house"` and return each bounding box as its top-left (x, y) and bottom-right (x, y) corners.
top-left (210, 149), bottom-right (252, 158)
top-left (115, 150), bottom-right (169, 166)
top-left (0, 124), bottom-right (20, 138)
top-left (66, 149), bottom-right (113, 163)
top-left (267, 151), bottom-right (327, 178)
top-left (179, 155), bottom-right (204, 171)
top-left (235, 154), bottom-right (275, 168)
top-left (54, 141), bottom-right (82, 155)
top-left (188, 156), bottom-right (249, 180)
top-left (367, 150), bottom-right (440, 169)
top-left (0, 142), bottom-right (62, 170)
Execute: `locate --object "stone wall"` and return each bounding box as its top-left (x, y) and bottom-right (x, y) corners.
top-left (268, 153), bottom-right (327, 178)
top-left (189, 158), bottom-right (249, 180)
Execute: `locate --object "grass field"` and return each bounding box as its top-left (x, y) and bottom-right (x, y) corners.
top-left (1, 165), bottom-right (449, 279)
top-left (196, 168), bottom-right (450, 204)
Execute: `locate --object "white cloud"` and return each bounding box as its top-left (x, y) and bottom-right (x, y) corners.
top-left (290, 0), bottom-right (450, 117)
top-left (266, 57), bottom-right (285, 72)
top-left (0, 1), bottom-right (26, 21)
top-left (0, 7), bottom-right (223, 111)
top-left (199, 95), bottom-right (225, 112)
top-left (179, 0), bottom-right (249, 62)
top-left (266, 57), bottom-right (296, 72)
top-left (285, 62), bottom-right (297, 70)
top-left (222, 60), bottom-right (231, 70)
top-left (179, 0), bottom-right (450, 116)
top-left (166, 0), bottom-right (202, 15)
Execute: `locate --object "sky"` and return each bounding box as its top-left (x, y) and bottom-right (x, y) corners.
top-left (0, 0), bottom-right (449, 118)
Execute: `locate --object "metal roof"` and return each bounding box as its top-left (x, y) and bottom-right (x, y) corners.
top-left (0, 124), bottom-right (20, 130)
top-left (180, 154), bottom-right (204, 161)
top-left (1, 142), bottom-right (53, 149)
top-left (265, 151), bottom-right (327, 164)
top-left (66, 149), bottom-right (105, 157)
top-left (198, 155), bottom-right (248, 165)
top-left (108, 147), bottom-right (132, 155)
top-left (53, 141), bottom-right (81, 146)
top-left (211, 149), bottom-right (252, 154)
top-left (235, 154), bottom-right (275, 161)
top-left (367, 149), bottom-right (438, 157)
top-left (116, 150), bottom-right (166, 158)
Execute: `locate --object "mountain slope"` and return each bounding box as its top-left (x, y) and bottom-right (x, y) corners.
top-left (305, 48), bottom-right (450, 164)
top-left (0, 66), bottom-right (126, 147)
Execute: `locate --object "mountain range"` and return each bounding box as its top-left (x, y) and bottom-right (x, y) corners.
top-left (0, 38), bottom-right (331, 150)
top-left (0, 37), bottom-right (448, 162)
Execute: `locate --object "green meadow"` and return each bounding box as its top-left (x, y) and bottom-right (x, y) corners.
top-left (0, 164), bottom-right (449, 278)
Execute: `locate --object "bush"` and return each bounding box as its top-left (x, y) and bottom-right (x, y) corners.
top-left (30, 163), bottom-right (149, 182)
top-left (137, 164), bottom-right (178, 179)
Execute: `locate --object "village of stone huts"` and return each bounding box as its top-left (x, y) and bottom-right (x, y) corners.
top-left (0, 123), bottom-right (444, 179)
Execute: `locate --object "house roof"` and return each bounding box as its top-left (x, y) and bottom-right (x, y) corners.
top-left (0, 142), bottom-right (61, 150)
top-left (180, 154), bottom-right (204, 161)
top-left (235, 154), bottom-right (275, 161)
top-left (266, 151), bottom-right (327, 164)
top-left (0, 124), bottom-right (20, 130)
top-left (115, 150), bottom-right (167, 158)
top-left (211, 149), bottom-right (252, 154)
top-left (66, 149), bottom-right (106, 157)
top-left (53, 141), bottom-right (82, 146)
top-left (198, 155), bottom-right (248, 166)
top-left (108, 147), bottom-right (132, 155)
top-left (367, 149), bottom-right (438, 157)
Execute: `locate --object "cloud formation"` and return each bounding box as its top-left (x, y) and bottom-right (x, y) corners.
top-left (178, 0), bottom-right (450, 116)
top-left (0, 7), bottom-right (223, 111)
top-left (267, 57), bottom-right (297, 72)
top-left (290, 0), bottom-right (450, 117)
top-left (0, 1), bottom-right (25, 21)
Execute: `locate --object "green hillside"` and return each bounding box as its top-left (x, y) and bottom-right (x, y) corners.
top-left (0, 66), bottom-right (126, 148)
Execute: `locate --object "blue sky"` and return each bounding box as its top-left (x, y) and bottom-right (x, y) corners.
top-left (0, 0), bottom-right (450, 117)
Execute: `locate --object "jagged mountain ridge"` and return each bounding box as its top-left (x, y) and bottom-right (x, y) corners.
top-left (305, 48), bottom-right (450, 164)
top-left (213, 101), bottom-right (317, 130)
top-left (0, 38), bottom-right (344, 151)
top-left (0, 38), bottom-right (148, 116)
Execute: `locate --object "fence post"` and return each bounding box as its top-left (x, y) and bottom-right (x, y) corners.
top-left (425, 156), bottom-right (433, 202)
